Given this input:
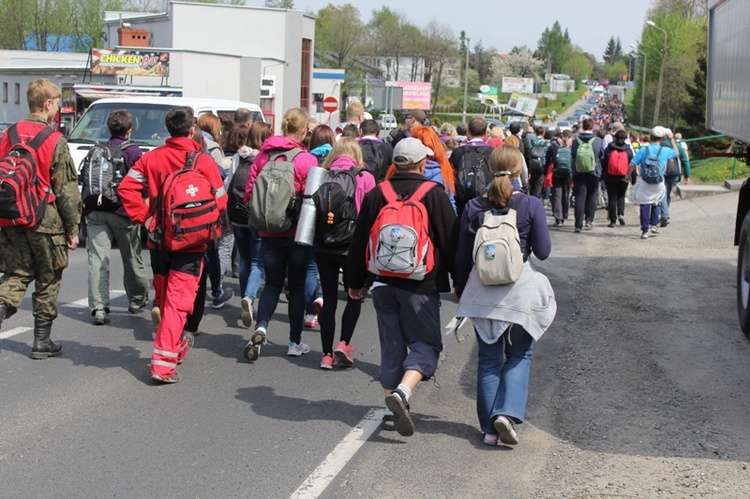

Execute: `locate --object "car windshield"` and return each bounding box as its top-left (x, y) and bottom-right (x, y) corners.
top-left (68, 103), bottom-right (177, 147)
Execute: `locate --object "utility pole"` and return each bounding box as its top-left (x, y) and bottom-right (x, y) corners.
top-left (647, 20), bottom-right (668, 125)
top-left (631, 44), bottom-right (647, 130)
top-left (462, 37), bottom-right (470, 124)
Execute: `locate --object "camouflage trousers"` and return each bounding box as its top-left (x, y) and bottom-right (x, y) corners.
top-left (0, 229), bottom-right (69, 322)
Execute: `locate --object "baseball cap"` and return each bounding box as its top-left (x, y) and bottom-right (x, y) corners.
top-left (651, 126), bottom-right (667, 138)
top-left (393, 138), bottom-right (433, 166)
top-left (406, 109), bottom-right (427, 123)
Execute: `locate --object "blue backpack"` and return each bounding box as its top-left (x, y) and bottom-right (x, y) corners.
top-left (641, 146), bottom-right (664, 184)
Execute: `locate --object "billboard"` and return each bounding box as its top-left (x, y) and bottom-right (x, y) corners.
top-left (90, 49), bottom-right (170, 77)
top-left (479, 85), bottom-right (499, 105)
top-left (396, 81), bottom-right (431, 109)
top-left (507, 92), bottom-right (538, 116)
top-left (501, 77), bottom-right (534, 94)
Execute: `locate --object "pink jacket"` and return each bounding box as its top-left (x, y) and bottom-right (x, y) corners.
top-left (243, 135), bottom-right (318, 237)
top-left (328, 155), bottom-right (376, 212)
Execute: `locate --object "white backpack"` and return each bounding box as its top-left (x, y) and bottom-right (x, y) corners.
top-left (472, 195), bottom-right (526, 286)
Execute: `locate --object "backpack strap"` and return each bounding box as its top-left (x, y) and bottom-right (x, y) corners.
top-left (268, 147), bottom-right (304, 163)
top-left (412, 181), bottom-right (438, 201)
top-left (183, 151), bottom-right (199, 170)
top-left (379, 181), bottom-right (398, 204)
top-left (10, 124), bottom-right (55, 150)
top-left (119, 140), bottom-right (137, 151)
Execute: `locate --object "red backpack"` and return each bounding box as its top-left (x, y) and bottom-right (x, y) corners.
top-left (150, 152), bottom-right (222, 251)
top-left (0, 125), bottom-right (55, 228)
top-left (607, 149), bottom-right (629, 176)
top-left (366, 181), bottom-right (436, 281)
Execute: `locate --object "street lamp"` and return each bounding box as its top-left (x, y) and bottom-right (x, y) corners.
top-left (630, 43), bottom-right (647, 130)
top-left (646, 20), bottom-right (668, 125)
top-left (462, 37), bottom-right (470, 124)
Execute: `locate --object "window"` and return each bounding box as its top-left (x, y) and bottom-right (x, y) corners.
top-left (14, 83), bottom-right (20, 104)
top-left (300, 38), bottom-right (311, 110)
top-left (2, 82), bottom-right (7, 103)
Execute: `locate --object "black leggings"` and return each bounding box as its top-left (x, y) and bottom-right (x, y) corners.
top-left (605, 180), bottom-right (628, 223)
top-left (315, 252), bottom-right (362, 355)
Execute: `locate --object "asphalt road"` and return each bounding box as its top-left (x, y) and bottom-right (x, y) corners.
top-left (1, 189), bottom-right (747, 497)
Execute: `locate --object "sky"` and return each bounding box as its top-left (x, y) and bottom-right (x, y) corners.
top-left (286, 0), bottom-right (659, 62)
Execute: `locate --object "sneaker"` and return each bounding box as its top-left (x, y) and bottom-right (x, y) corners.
top-left (641, 231), bottom-right (649, 239)
top-left (385, 389), bottom-right (414, 437)
top-left (304, 313), bottom-right (319, 328)
top-left (320, 353), bottom-right (335, 370)
top-left (660, 217), bottom-right (670, 228)
top-left (251, 326), bottom-right (267, 345)
top-left (483, 433), bottom-right (498, 446)
top-left (151, 371), bottom-right (182, 384)
top-left (177, 332), bottom-right (193, 365)
top-left (128, 302), bottom-right (147, 314)
top-left (618, 215), bottom-right (626, 226)
top-left (211, 287), bottom-right (234, 309)
top-left (650, 225), bottom-right (659, 234)
top-left (151, 307), bottom-right (161, 331)
top-left (241, 297), bottom-right (253, 328)
top-left (584, 221), bottom-right (593, 230)
top-left (553, 220), bottom-right (561, 227)
top-left (333, 341), bottom-right (355, 366)
top-left (93, 309), bottom-right (110, 326)
top-left (312, 297), bottom-right (324, 314)
top-left (287, 340), bottom-right (310, 357)
top-left (493, 415), bottom-right (518, 445)
top-left (607, 222), bottom-right (615, 228)
top-left (574, 227), bottom-right (582, 233)
top-left (381, 413), bottom-right (397, 431)
top-left (243, 340), bottom-right (260, 361)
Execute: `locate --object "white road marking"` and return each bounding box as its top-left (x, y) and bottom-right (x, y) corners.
top-left (62, 290), bottom-right (126, 308)
top-left (290, 408), bottom-right (386, 499)
top-left (0, 327), bottom-right (31, 340)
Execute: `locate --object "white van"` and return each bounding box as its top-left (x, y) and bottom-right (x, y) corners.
top-left (66, 97), bottom-right (264, 170)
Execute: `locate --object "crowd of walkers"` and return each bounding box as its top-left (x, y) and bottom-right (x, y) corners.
top-left (0, 80), bottom-right (688, 447)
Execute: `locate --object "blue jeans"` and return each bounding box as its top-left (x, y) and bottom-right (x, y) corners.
top-left (475, 325), bottom-right (534, 435)
top-left (659, 176), bottom-right (679, 219)
top-left (640, 203), bottom-right (661, 232)
top-left (234, 226), bottom-right (264, 302)
top-left (305, 256), bottom-right (322, 314)
top-left (256, 236), bottom-right (311, 343)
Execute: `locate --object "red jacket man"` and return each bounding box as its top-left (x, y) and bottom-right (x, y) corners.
top-left (118, 106), bottom-right (227, 384)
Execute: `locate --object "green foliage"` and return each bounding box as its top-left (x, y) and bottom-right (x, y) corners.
top-left (691, 157), bottom-right (750, 183)
top-left (265, 0), bottom-right (295, 7)
top-left (315, 4), bottom-right (364, 69)
top-left (535, 21), bottom-right (573, 73)
top-left (562, 53), bottom-right (592, 82)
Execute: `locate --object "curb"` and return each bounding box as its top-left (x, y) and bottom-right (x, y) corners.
top-left (675, 183), bottom-right (731, 201)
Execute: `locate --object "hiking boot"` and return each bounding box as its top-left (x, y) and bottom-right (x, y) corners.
top-left (287, 340), bottom-right (310, 357)
top-left (211, 287), bottom-right (234, 309)
top-left (151, 371), bottom-right (182, 384)
top-left (151, 307), bottom-right (161, 331)
top-left (30, 320), bottom-right (63, 359)
top-left (304, 313), bottom-right (318, 328)
top-left (333, 341), bottom-right (354, 366)
top-left (128, 302), bottom-right (147, 314)
top-left (240, 297), bottom-right (253, 328)
top-left (641, 231), bottom-right (649, 239)
top-left (385, 389), bottom-right (414, 437)
top-left (493, 415), bottom-right (518, 445)
top-left (618, 215), bottom-right (626, 226)
top-left (93, 309), bottom-right (110, 326)
top-left (320, 353), bottom-right (335, 370)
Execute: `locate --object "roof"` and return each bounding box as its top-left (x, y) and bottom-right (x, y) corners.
top-left (86, 96), bottom-right (262, 112)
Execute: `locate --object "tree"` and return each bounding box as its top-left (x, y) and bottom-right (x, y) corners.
top-left (603, 36), bottom-right (623, 65)
top-left (366, 7), bottom-right (408, 80)
top-left (535, 21), bottom-right (573, 73)
top-left (422, 20), bottom-right (457, 111)
top-left (562, 52), bottom-right (592, 82)
top-left (471, 40), bottom-right (495, 85)
top-left (265, 0), bottom-right (295, 8)
top-left (492, 47), bottom-right (544, 82)
top-left (315, 4), bottom-right (364, 69)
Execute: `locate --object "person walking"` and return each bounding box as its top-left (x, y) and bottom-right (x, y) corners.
top-left (83, 109), bottom-right (150, 325)
top-left (118, 106), bottom-right (227, 383)
top-left (314, 138), bottom-right (375, 369)
top-left (455, 145), bottom-right (553, 446)
top-left (347, 137), bottom-right (457, 437)
top-left (0, 78), bottom-right (81, 359)
top-left (659, 129), bottom-right (691, 227)
top-left (571, 118), bottom-right (604, 232)
top-left (601, 129), bottom-right (634, 227)
top-left (242, 108), bottom-right (318, 361)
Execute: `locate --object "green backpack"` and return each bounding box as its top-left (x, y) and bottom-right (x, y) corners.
top-left (248, 148), bottom-right (302, 233)
top-left (575, 137), bottom-right (596, 173)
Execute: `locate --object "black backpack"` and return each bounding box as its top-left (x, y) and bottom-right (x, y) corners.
top-left (529, 138), bottom-right (549, 175)
top-left (457, 145), bottom-right (493, 203)
top-left (360, 140), bottom-right (385, 182)
top-left (227, 155), bottom-right (253, 226)
top-left (312, 168), bottom-right (361, 250)
top-left (80, 140), bottom-right (136, 211)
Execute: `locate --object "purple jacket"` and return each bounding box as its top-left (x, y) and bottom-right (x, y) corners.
top-left (455, 193), bottom-right (551, 297)
top-left (109, 135), bottom-right (142, 218)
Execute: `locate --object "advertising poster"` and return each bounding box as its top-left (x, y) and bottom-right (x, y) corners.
top-left (501, 77), bottom-right (534, 94)
top-left (396, 81), bottom-right (431, 109)
top-left (479, 85), bottom-right (499, 105)
top-left (90, 49), bottom-right (170, 77)
top-left (507, 92), bottom-right (538, 116)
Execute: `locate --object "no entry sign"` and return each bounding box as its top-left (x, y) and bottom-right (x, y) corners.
top-left (323, 96), bottom-right (338, 113)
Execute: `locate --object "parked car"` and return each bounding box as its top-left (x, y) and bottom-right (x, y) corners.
top-left (556, 121), bottom-right (572, 131)
top-left (377, 113), bottom-right (397, 130)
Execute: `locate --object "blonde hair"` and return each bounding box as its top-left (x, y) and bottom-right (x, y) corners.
top-left (489, 126), bottom-right (505, 139)
top-left (504, 134), bottom-right (520, 149)
top-left (487, 145), bottom-right (524, 207)
top-left (439, 122), bottom-right (456, 137)
top-left (27, 78), bottom-right (61, 113)
top-left (346, 101), bottom-right (364, 121)
top-left (196, 113), bottom-right (222, 144)
top-left (322, 138), bottom-right (363, 168)
top-left (281, 108), bottom-right (310, 140)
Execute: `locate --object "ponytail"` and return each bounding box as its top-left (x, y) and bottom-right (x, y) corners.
top-left (486, 145), bottom-right (523, 207)
top-left (487, 171), bottom-right (514, 206)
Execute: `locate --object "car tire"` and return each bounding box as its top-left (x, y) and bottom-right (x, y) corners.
top-left (737, 216), bottom-right (750, 337)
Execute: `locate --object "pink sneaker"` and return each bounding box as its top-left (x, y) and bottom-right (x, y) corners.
top-left (320, 354), bottom-right (335, 370)
top-left (304, 313), bottom-right (319, 328)
top-left (333, 341), bottom-right (354, 366)
top-left (312, 297), bottom-right (324, 314)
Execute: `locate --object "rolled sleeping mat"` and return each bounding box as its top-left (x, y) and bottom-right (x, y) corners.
top-left (294, 166), bottom-right (328, 246)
